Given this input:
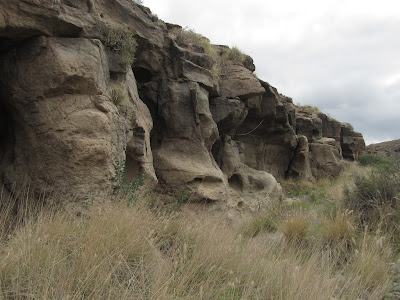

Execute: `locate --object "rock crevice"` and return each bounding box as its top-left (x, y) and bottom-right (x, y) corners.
top-left (0, 0), bottom-right (365, 212)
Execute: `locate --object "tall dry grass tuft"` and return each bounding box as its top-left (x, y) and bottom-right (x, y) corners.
top-left (0, 162), bottom-right (397, 300)
top-left (281, 213), bottom-right (310, 244)
top-left (321, 210), bottom-right (356, 246)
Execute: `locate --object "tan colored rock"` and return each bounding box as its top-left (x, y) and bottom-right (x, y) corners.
top-left (0, 36), bottom-right (155, 199)
top-left (340, 123), bottom-right (365, 161)
top-left (220, 64), bottom-right (266, 99)
top-left (295, 110), bottom-right (322, 141)
top-left (309, 138), bottom-right (343, 178)
top-left (213, 136), bottom-right (283, 211)
top-left (287, 135), bottom-right (313, 180)
top-left (209, 97), bottom-right (248, 136)
top-left (318, 112), bottom-right (341, 141)
top-left (234, 81), bottom-right (298, 178)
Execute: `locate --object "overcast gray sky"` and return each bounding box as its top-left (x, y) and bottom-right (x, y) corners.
top-left (144, 0), bottom-right (400, 145)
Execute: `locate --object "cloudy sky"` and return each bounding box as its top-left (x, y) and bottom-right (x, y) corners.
top-left (144, 0), bottom-right (400, 145)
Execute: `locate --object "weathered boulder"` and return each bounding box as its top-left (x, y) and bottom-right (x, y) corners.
top-left (219, 64), bottom-right (265, 99)
top-left (287, 135), bottom-right (313, 180)
top-left (341, 123), bottom-right (365, 161)
top-left (309, 138), bottom-right (343, 178)
top-left (213, 135), bottom-right (282, 211)
top-left (318, 112), bottom-right (341, 141)
top-left (295, 109), bottom-right (322, 141)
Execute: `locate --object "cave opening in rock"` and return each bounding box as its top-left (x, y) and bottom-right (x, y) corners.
top-left (228, 174), bottom-right (243, 191)
top-left (132, 67), bottom-right (153, 84)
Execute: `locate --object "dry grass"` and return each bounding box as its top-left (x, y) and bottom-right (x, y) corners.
top-left (321, 210), bottom-right (356, 245)
top-left (0, 161), bottom-right (397, 299)
top-left (281, 213), bottom-right (310, 243)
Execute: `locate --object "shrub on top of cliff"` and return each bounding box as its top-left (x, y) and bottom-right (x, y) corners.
top-left (341, 122), bottom-right (354, 130)
top-left (297, 105), bottom-right (320, 114)
top-left (177, 27), bottom-right (216, 56)
top-left (132, 0), bottom-right (143, 5)
top-left (222, 46), bottom-right (245, 64)
top-left (105, 27), bottom-right (138, 66)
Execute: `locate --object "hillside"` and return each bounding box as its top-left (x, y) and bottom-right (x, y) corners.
top-left (366, 139), bottom-right (400, 157)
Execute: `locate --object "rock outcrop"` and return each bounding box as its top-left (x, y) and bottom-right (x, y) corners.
top-left (0, 0), bottom-right (365, 212)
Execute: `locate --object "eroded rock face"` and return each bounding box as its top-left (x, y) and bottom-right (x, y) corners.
top-left (0, 0), bottom-right (365, 211)
top-left (233, 81), bottom-right (298, 178)
top-left (287, 135), bottom-right (313, 180)
top-left (0, 35), bottom-right (155, 198)
top-left (310, 138), bottom-right (343, 178)
top-left (318, 112), bottom-right (341, 142)
top-left (341, 124), bottom-right (366, 161)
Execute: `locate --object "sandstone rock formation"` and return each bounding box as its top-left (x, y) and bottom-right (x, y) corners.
top-left (0, 0), bottom-right (365, 212)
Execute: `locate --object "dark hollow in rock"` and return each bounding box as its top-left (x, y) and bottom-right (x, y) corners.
top-left (133, 67), bottom-right (153, 84)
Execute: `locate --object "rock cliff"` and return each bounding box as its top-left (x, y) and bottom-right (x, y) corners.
top-left (0, 0), bottom-right (365, 212)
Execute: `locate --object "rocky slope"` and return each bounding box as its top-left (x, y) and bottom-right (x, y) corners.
top-left (0, 0), bottom-right (365, 212)
top-left (366, 139), bottom-right (400, 157)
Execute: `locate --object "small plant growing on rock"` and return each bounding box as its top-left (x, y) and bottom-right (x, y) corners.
top-left (341, 122), bottom-right (354, 130)
top-left (177, 27), bottom-right (216, 56)
top-left (110, 84), bottom-right (127, 105)
top-left (297, 105), bottom-right (320, 114)
top-left (222, 46), bottom-right (245, 64)
top-left (105, 27), bottom-right (138, 66)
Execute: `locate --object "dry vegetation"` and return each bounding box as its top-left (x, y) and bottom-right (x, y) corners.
top-left (0, 156), bottom-right (399, 299)
top-left (176, 28), bottom-right (247, 77)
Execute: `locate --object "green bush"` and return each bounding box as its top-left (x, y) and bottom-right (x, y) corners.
top-left (105, 27), bottom-right (138, 66)
top-left (344, 158), bottom-right (400, 226)
top-left (222, 46), bottom-right (245, 64)
top-left (359, 153), bottom-right (391, 167)
top-left (240, 214), bottom-right (278, 238)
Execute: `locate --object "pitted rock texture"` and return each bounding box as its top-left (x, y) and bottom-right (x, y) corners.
top-left (0, 0), bottom-right (365, 211)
